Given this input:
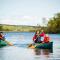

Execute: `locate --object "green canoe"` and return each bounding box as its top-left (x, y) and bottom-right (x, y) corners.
top-left (0, 40), bottom-right (7, 47)
top-left (34, 42), bottom-right (53, 49)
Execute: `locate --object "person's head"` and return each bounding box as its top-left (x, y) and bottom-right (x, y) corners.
top-left (44, 34), bottom-right (49, 37)
top-left (36, 30), bottom-right (40, 34)
top-left (46, 34), bottom-right (49, 37)
top-left (0, 32), bottom-right (3, 35)
top-left (41, 29), bottom-right (44, 32)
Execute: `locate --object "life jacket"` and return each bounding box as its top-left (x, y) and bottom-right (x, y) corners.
top-left (33, 34), bottom-right (41, 40)
top-left (44, 36), bottom-right (50, 43)
top-left (33, 34), bottom-right (42, 43)
top-left (33, 35), bottom-right (37, 41)
top-left (33, 32), bottom-right (45, 41)
top-left (0, 34), bottom-right (3, 40)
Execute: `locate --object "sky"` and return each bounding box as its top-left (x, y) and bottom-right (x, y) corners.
top-left (0, 0), bottom-right (60, 26)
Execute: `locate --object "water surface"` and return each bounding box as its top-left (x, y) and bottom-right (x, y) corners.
top-left (0, 32), bottom-right (60, 60)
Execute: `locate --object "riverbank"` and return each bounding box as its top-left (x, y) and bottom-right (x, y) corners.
top-left (0, 24), bottom-right (42, 32)
top-left (0, 24), bottom-right (60, 34)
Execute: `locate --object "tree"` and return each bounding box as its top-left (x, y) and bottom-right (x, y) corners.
top-left (47, 13), bottom-right (60, 33)
top-left (0, 25), bottom-right (3, 31)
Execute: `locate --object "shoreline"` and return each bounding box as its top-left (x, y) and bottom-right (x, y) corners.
top-left (0, 31), bottom-right (60, 34)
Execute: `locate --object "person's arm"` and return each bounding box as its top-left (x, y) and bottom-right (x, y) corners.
top-left (33, 35), bottom-right (36, 41)
top-left (40, 32), bottom-right (45, 37)
top-left (0, 34), bottom-right (3, 40)
top-left (1, 34), bottom-right (5, 41)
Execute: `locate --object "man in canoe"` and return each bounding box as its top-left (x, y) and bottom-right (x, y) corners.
top-left (33, 31), bottom-right (41, 43)
top-left (0, 32), bottom-right (5, 41)
top-left (33, 30), bottom-right (50, 43)
top-left (33, 30), bottom-right (44, 43)
top-left (0, 32), bottom-right (13, 46)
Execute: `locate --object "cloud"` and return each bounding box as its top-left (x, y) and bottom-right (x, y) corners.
top-left (23, 16), bottom-right (31, 18)
top-left (0, 16), bottom-right (39, 26)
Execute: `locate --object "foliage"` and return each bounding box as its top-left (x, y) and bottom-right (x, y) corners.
top-left (47, 13), bottom-right (60, 33)
top-left (0, 13), bottom-right (60, 33)
top-left (0, 25), bottom-right (3, 31)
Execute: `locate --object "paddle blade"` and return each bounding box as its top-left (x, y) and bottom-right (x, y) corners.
top-left (4, 40), bottom-right (13, 46)
top-left (28, 44), bottom-right (35, 49)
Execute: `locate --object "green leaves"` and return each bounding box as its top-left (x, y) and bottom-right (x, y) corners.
top-left (47, 13), bottom-right (60, 33)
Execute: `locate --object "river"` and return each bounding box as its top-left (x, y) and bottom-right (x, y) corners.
top-left (0, 32), bottom-right (60, 60)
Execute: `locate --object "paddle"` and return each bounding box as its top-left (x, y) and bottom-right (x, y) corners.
top-left (0, 32), bottom-right (13, 46)
top-left (4, 40), bottom-right (13, 46)
top-left (28, 44), bottom-right (35, 49)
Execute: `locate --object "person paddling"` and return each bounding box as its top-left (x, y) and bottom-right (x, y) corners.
top-left (0, 32), bottom-right (5, 41)
top-left (33, 31), bottom-right (42, 43)
top-left (29, 30), bottom-right (50, 48)
top-left (0, 32), bottom-right (13, 46)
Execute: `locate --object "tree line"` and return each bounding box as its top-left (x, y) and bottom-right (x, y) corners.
top-left (47, 13), bottom-right (60, 33)
top-left (0, 12), bottom-right (60, 33)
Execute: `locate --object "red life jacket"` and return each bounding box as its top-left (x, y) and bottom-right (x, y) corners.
top-left (0, 34), bottom-right (3, 40)
top-left (33, 32), bottom-right (45, 41)
top-left (33, 35), bottom-right (37, 41)
top-left (44, 36), bottom-right (50, 43)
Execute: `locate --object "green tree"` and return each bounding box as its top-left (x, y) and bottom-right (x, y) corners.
top-left (47, 13), bottom-right (60, 33)
top-left (0, 25), bottom-right (3, 31)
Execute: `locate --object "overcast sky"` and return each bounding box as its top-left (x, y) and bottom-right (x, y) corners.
top-left (0, 0), bottom-right (60, 26)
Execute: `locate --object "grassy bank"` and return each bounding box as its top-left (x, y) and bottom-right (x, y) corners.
top-left (0, 24), bottom-right (42, 32)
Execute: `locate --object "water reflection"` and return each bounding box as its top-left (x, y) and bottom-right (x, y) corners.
top-left (34, 48), bottom-right (53, 56)
top-left (0, 48), bottom-right (5, 60)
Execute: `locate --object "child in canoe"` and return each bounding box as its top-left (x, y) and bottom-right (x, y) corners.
top-left (43, 34), bottom-right (50, 43)
top-left (40, 30), bottom-right (50, 43)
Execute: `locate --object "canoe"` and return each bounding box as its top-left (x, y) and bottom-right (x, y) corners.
top-left (34, 42), bottom-right (53, 49)
top-left (0, 40), bottom-right (7, 47)
top-left (28, 42), bottom-right (53, 49)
